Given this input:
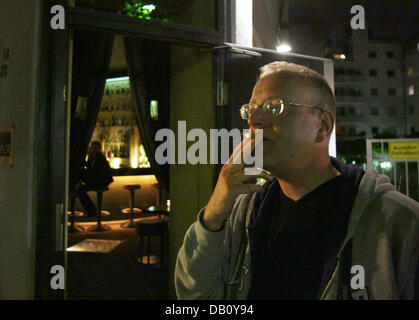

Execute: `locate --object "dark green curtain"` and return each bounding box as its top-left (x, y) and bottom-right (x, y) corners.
top-left (69, 30), bottom-right (114, 190)
top-left (124, 37), bottom-right (170, 192)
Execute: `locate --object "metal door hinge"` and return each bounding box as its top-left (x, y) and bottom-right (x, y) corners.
top-left (217, 80), bottom-right (228, 106)
top-left (63, 85), bottom-right (67, 102)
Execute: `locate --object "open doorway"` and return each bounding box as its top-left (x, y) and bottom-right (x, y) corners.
top-left (66, 30), bottom-right (171, 299)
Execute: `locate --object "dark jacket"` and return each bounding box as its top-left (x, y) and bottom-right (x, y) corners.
top-left (81, 152), bottom-right (113, 188)
top-left (175, 158), bottom-right (419, 299)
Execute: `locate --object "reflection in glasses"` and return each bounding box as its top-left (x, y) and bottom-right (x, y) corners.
top-left (240, 99), bottom-right (326, 120)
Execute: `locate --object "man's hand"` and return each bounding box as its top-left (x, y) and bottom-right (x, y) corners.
top-left (203, 137), bottom-right (273, 231)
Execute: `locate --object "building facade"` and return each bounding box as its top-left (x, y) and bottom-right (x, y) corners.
top-left (404, 41), bottom-right (419, 136)
top-left (334, 30), bottom-right (407, 140)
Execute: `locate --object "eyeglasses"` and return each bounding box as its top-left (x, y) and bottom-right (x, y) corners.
top-left (239, 99), bottom-right (326, 120)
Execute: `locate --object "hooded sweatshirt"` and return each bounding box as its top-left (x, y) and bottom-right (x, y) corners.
top-left (247, 157), bottom-right (364, 299)
top-left (175, 158), bottom-right (419, 300)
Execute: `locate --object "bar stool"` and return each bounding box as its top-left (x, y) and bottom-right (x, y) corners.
top-left (121, 184), bottom-right (142, 228)
top-left (68, 195), bottom-right (84, 233)
top-left (135, 218), bottom-right (169, 266)
top-left (87, 186), bottom-right (111, 232)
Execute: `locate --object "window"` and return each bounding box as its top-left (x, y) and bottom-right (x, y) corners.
top-left (388, 127), bottom-right (397, 135)
top-left (348, 107), bottom-right (356, 115)
top-left (74, 0), bottom-right (218, 30)
top-left (386, 51), bottom-right (394, 58)
top-left (388, 89), bottom-right (396, 96)
top-left (369, 51), bottom-right (377, 58)
top-left (370, 88), bottom-right (378, 96)
top-left (347, 126), bottom-right (356, 136)
top-left (337, 126), bottom-right (346, 136)
top-left (388, 107), bottom-right (397, 116)
top-left (372, 127), bottom-right (379, 135)
top-left (387, 70), bottom-right (396, 77)
top-left (409, 85), bottom-right (415, 96)
top-left (409, 106), bottom-right (414, 114)
top-left (371, 107), bottom-right (379, 115)
top-left (369, 69), bottom-right (377, 77)
top-left (347, 88), bottom-right (356, 96)
top-left (408, 67), bottom-right (413, 76)
top-left (338, 106), bottom-right (346, 116)
top-left (335, 87), bottom-right (345, 96)
top-left (411, 126), bottom-right (416, 134)
top-left (334, 54), bottom-right (346, 60)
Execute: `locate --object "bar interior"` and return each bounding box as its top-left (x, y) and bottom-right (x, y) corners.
top-left (66, 31), bottom-right (171, 299)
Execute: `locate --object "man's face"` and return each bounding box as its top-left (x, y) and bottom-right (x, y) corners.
top-left (248, 72), bottom-right (321, 175)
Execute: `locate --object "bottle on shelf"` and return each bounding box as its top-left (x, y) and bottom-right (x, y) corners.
top-left (116, 88), bottom-right (121, 110)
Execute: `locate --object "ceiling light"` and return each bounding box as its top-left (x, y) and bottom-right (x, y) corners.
top-left (106, 76), bottom-right (129, 83)
top-left (276, 44), bottom-right (292, 53)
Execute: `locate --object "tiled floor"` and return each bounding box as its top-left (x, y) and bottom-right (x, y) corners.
top-left (66, 218), bottom-right (169, 300)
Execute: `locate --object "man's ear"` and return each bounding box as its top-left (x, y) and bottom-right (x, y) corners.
top-left (315, 110), bottom-right (335, 143)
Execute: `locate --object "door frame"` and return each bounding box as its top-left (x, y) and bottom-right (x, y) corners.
top-left (35, 0), bottom-right (226, 299)
top-left (66, 1), bottom-right (225, 46)
top-left (34, 0), bottom-right (70, 299)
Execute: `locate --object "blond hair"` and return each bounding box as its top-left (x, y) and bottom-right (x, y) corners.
top-left (259, 61), bottom-right (336, 114)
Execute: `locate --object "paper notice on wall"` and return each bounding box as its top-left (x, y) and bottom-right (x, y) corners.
top-left (0, 124), bottom-right (13, 168)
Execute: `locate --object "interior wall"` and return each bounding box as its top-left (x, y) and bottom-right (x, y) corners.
top-left (168, 45), bottom-right (215, 299)
top-left (253, 0), bottom-right (279, 50)
top-left (108, 35), bottom-right (126, 74)
top-left (0, 0), bottom-right (42, 299)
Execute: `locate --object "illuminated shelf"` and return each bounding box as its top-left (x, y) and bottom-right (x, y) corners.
top-left (90, 76), bottom-right (151, 175)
